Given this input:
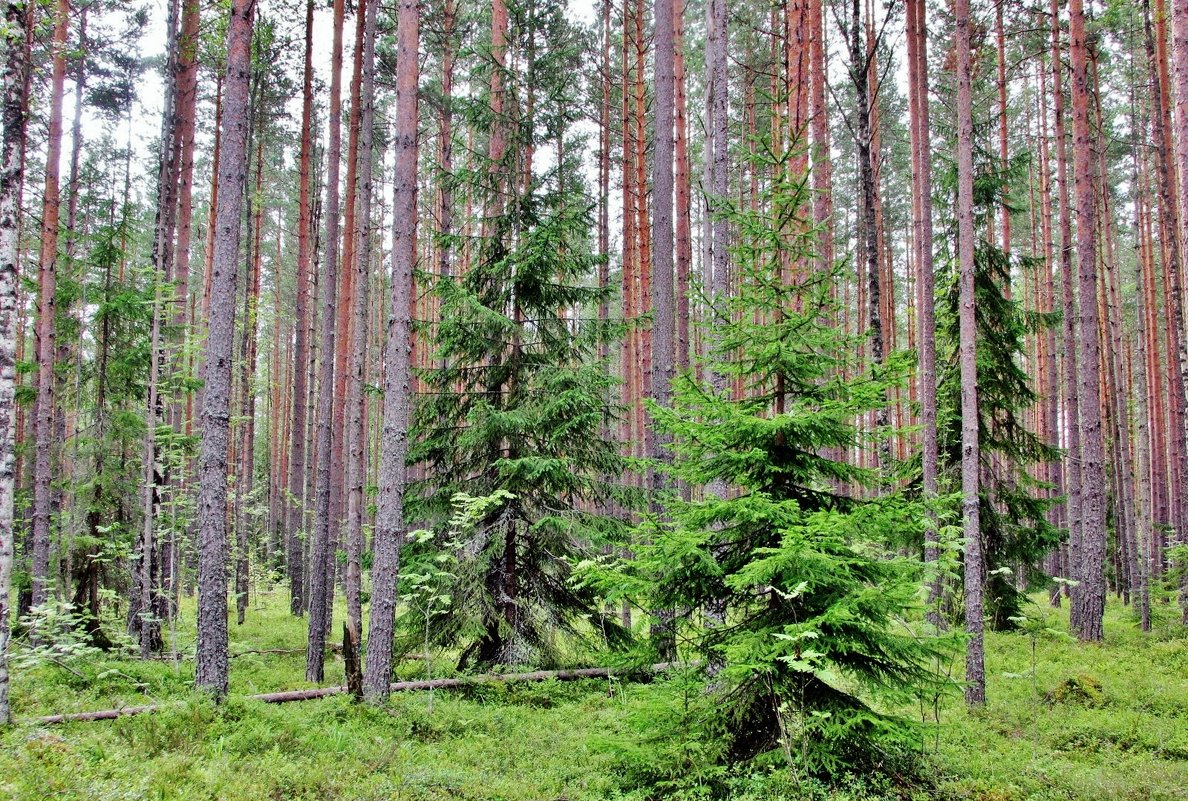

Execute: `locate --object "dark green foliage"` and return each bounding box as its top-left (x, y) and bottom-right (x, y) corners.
top-left (594, 152), bottom-right (955, 778)
top-left (935, 153), bottom-right (1061, 630)
top-left (405, 0), bottom-right (631, 669)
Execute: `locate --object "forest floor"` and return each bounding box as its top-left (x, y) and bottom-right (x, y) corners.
top-left (1, 589), bottom-right (1186, 801)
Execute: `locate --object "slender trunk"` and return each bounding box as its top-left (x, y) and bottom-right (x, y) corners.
top-left (344, 0), bottom-right (377, 699)
top-left (362, 0), bottom-right (417, 701)
top-left (0, 0), bottom-right (32, 724)
top-left (286, 0), bottom-right (315, 616)
top-left (31, 0), bottom-right (71, 609)
top-left (196, 0), bottom-right (255, 697)
top-left (1131, 136), bottom-right (1153, 631)
top-left (236, 135), bottom-right (264, 626)
top-left (435, 0), bottom-right (455, 283)
top-left (848, 0), bottom-right (887, 472)
top-left (956, 0), bottom-right (984, 706)
top-left (138, 0), bottom-right (183, 655)
top-left (1050, 0), bottom-right (1083, 587)
top-left (906, 0), bottom-right (939, 612)
top-left (650, 0), bottom-right (676, 660)
top-left (325, 0), bottom-right (368, 641)
top-left (674, 0), bottom-right (691, 374)
top-left (306, 0), bottom-right (346, 683)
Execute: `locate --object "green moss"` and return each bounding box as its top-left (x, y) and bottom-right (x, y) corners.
top-left (0, 593), bottom-right (1185, 800)
top-left (1043, 674), bottom-right (1105, 707)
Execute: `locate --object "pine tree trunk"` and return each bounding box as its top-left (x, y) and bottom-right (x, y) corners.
top-left (344, 0), bottom-right (377, 699)
top-left (1048, 0), bottom-right (1084, 594)
top-left (955, 0), bottom-right (984, 706)
top-left (1130, 141), bottom-right (1154, 631)
top-left (847, 0), bottom-right (887, 473)
top-left (235, 135), bottom-right (264, 627)
top-left (1069, 0), bottom-right (1106, 642)
top-left (650, 0), bottom-right (677, 661)
top-left (435, 0), bottom-right (455, 284)
top-left (137, 0), bottom-right (183, 655)
top-left (673, 0), bottom-right (691, 374)
top-left (31, 0), bottom-right (71, 610)
top-left (306, 0), bottom-right (346, 683)
top-left (906, 0), bottom-right (940, 614)
top-left (286, 0), bottom-right (315, 617)
top-left (361, 0), bottom-right (417, 701)
top-left (196, 0), bottom-right (255, 697)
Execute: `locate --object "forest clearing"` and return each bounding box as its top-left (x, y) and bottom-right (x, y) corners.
top-left (2, 0), bottom-right (1188, 796)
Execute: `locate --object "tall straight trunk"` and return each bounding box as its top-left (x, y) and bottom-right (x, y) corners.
top-left (597, 0), bottom-right (610, 367)
top-left (138, 0), bottom-right (182, 655)
top-left (362, 0), bottom-right (417, 701)
top-left (707, 0), bottom-right (728, 387)
top-left (1068, 0), bottom-right (1105, 642)
top-left (30, 0), bottom-right (71, 609)
top-left (673, 0), bottom-right (691, 373)
top-left (56, 6), bottom-right (86, 570)
top-left (632, 0), bottom-right (651, 456)
top-left (306, 0), bottom-right (346, 683)
top-left (847, 0), bottom-right (887, 472)
top-left (489, 0), bottom-right (507, 193)
top-left (235, 135), bottom-right (264, 626)
top-left (1050, 0), bottom-right (1082, 577)
top-left (0, 0), bottom-right (31, 724)
top-left (955, 0), bottom-right (984, 706)
top-left (621, 0), bottom-right (638, 485)
top-left (906, 0), bottom-right (939, 607)
top-left (1036, 49), bottom-right (1064, 605)
top-left (268, 226), bottom-right (285, 562)
top-left (173, 0), bottom-right (200, 404)
top-left (809, 0), bottom-right (832, 277)
top-left (196, 74), bottom-right (224, 434)
top-left (435, 0), bottom-right (455, 283)
top-left (286, 0), bottom-right (315, 616)
top-left (325, 0), bottom-right (368, 640)
top-left (651, 0), bottom-right (676, 661)
top-left (1131, 138), bottom-right (1154, 631)
top-left (995, 0), bottom-right (1010, 253)
top-left (343, 0), bottom-right (377, 699)
top-left (196, 0), bottom-right (254, 697)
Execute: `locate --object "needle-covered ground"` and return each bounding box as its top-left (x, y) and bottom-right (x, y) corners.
top-left (1, 591), bottom-right (1185, 801)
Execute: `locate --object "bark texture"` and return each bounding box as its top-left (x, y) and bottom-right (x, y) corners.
top-left (1069, 0), bottom-right (1106, 642)
top-left (362, 0), bottom-right (417, 702)
top-left (0, 0), bottom-right (31, 725)
top-left (955, 0), bottom-right (984, 706)
top-left (196, 0), bottom-right (255, 697)
top-left (31, 0), bottom-right (71, 609)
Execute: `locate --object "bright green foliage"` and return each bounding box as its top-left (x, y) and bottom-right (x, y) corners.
top-left (597, 153), bottom-right (955, 776)
top-left (406, 0), bottom-right (631, 669)
top-left (935, 154), bottom-right (1061, 630)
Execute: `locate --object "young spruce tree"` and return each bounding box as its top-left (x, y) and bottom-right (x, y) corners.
top-left (935, 155), bottom-right (1061, 630)
top-left (406, 0), bottom-right (631, 669)
top-left (611, 149), bottom-right (954, 774)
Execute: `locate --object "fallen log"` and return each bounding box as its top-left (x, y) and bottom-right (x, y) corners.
top-left (32, 663), bottom-right (671, 724)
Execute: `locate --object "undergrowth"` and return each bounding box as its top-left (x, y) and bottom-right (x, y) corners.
top-left (1, 590), bottom-right (1185, 800)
